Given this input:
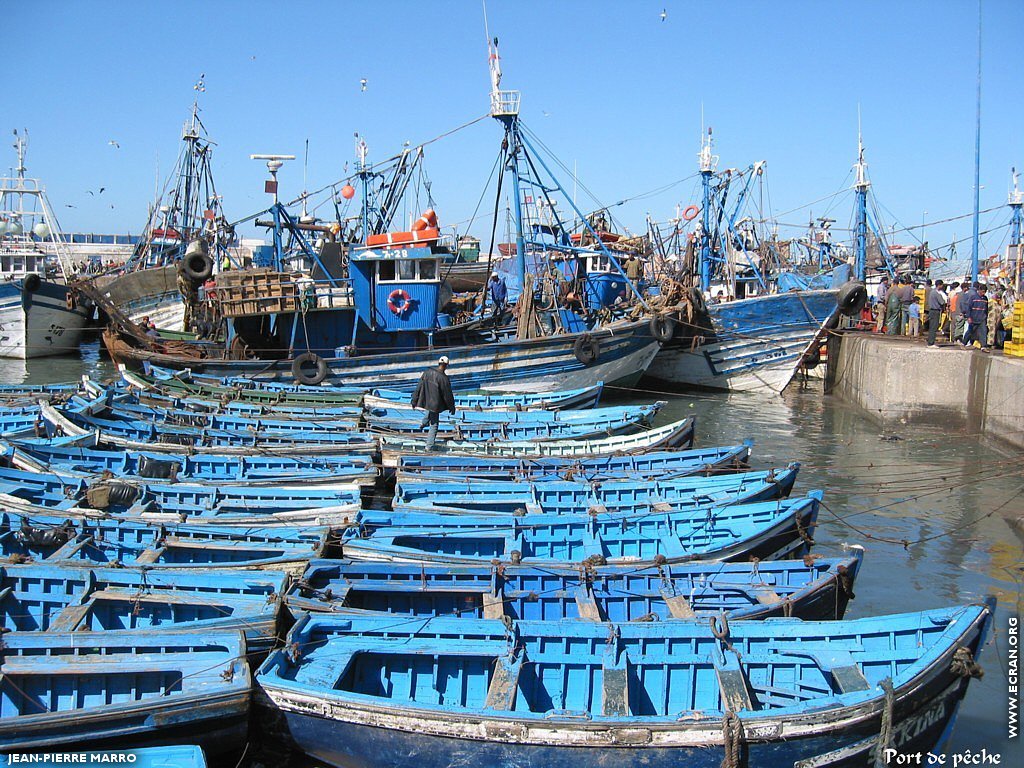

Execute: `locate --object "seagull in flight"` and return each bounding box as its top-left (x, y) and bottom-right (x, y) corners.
top-left (194, 73), bottom-right (206, 93)
top-left (64, 204), bottom-right (76, 208)
top-left (660, 8), bottom-right (667, 21)
top-left (108, 140), bottom-right (120, 149)
top-left (359, 78), bottom-right (367, 92)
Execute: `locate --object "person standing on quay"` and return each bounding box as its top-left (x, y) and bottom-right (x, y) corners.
top-left (885, 278), bottom-right (904, 335)
top-left (964, 284), bottom-right (990, 351)
top-left (958, 282), bottom-right (979, 345)
top-left (874, 276), bottom-right (890, 332)
top-left (907, 297), bottom-right (921, 337)
top-left (927, 279), bottom-right (947, 347)
top-left (898, 277), bottom-right (916, 335)
top-left (411, 356), bottom-right (456, 451)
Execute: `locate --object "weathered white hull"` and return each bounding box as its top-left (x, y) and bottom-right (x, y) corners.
top-left (646, 290), bottom-right (838, 394)
top-left (0, 280), bottom-right (89, 359)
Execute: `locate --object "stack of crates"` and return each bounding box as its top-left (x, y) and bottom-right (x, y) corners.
top-left (1005, 300), bottom-right (1024, 357)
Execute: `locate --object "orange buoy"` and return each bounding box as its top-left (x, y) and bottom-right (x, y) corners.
top-left (411, 209), bottom-right (438, 232)
top-left (340, 184), bottom-right (356, 200)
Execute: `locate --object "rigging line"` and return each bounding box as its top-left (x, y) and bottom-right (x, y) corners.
top-left (819, 480), bottom-right (1024, 546)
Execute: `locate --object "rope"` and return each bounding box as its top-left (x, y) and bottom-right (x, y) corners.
top-left (721, 710), bottom-right (746, 768)
top-left (950, 646), bottom-right (984, 678)
top-left (874, 678), bottom-right (897, 768)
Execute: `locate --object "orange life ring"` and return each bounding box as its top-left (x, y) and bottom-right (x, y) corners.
top-left (411, 208), bottom-right (438, 232)
top-left (387, 289), bottom-right (413, 316)
top-left (682, 205), bottom-right (700, 221)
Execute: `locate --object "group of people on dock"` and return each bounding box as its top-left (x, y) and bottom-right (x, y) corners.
top-left (871, 275), bottom-right (1018, 351)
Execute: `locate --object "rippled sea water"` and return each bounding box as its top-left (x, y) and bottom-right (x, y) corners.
top-left (8, 340), bottom-right (1022, 765)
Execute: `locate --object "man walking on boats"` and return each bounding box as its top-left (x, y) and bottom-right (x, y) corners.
top-left (488, 272), bottom-right (508, 319)
top-left (411, 356), bottom-right (456, 451)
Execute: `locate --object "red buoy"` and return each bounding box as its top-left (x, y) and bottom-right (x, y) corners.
top-left (341, 184), bottom-right (356, 200)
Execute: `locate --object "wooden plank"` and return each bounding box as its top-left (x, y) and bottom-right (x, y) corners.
top-left (46, 603), bottom-right (92, 632)
top-left (602, 648), bottom-right (629, 716)
top-left (659, 587), bottom-right (697, 619)
top-left (482, 588), bottom-right (506, 620)
top-left (573, 584), bottom-right (604, 621)
top-left (714, 649), bottom-right (753, 712)
top-left (484, 655), bottom-right (521, 711)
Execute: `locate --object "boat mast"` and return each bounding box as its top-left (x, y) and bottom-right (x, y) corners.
top-left (970, 0), bottom-right (982, 282)
top-left (488, 36), bottom-right (525, 286)
top-left (356, 133), bottom-right (370, 245)
top-left (1009, 167), bottom-right (1022, 291)
top-left (853, 132), bottom-right (870, 282)
top-left (698, 127), bottom-right (716, 292)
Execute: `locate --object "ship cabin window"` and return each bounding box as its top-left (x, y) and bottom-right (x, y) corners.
top-left (376, 259), bottom-right (440, 283)
top-left (588, 254), bottom-right (613, 274)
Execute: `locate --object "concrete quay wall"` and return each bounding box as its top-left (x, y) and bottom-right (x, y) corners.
top-left (826, 333), bottom-right (1024, 451)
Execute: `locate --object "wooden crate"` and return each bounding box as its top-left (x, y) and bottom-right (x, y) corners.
top-left (215, 270), bottom-right (300, 317)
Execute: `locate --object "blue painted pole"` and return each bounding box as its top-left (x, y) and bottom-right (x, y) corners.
top-left (970, 1), bottom-right (982, 282)
top-left (855, 187), bottom-right (868, 281)
top-left (506, 121), bottom-right (527, 291)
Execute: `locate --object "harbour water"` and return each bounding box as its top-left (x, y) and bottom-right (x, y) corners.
top-left (6, 343), bottom-right (1020, 763)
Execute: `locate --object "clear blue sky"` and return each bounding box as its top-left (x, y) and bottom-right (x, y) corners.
top-left (8, 0), bottom-right (1024, 260)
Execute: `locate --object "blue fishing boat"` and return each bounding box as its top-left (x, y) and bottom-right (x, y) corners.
top-left (39, 400), bottom-right (378, 455)
top-left (366, 403), bottom-right (663, 442)
top-left (0, 465), bottom-right (362, 526)
top-left (379, 416), bottom-right (696, 466)
top-left (101, 52), bottom-right (666, 394)
top-left (644, 130), bottom-right (846, 393)
top-left (343, 493), bottom-right (821, 566)
top-left (0, 512), bottom-right (328, 569)
top-left (70, 391), bottom-right (362, 433)
top-left (2, 435), bottom-right (378, 486)
top-left (12, 746), bottom-right (207, 768)
top-left (288, 552), bottom-right (863, 621)
top-left (365, 382), bottom-right (604, 411)
top-left (0, 631), bottom-right (249, 755)
top-left (256, 602), bottom-right (992, 768)
top-left (394, 442), bottom-right (750, 482)
top-left (0, 563), bottom-right (287, 652)
top-left (391, 464), bottom-right (799, 515)
top-left (123, 367), bottom-right (366, 406)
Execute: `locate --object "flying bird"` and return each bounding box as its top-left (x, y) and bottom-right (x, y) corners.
top-left (359, 78), bottom-right (367, 92)
top-left (660, 8), bottom-right (667, 21)
top-left (194, 73), bottom-right (206, 92)
top-left (86, 191), bottom-right (94, 196)
top-left (64, 204), bottom-right (76, 208)
top-left (108, 140), bottom-right (120, 149)
top-left (99, 187), bottom-right (105, 194)
top-left (542, 110), bottom-right (551, 117)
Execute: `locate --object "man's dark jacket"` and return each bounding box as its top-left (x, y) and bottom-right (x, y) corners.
top-left (411, 367), bottom-right (456, 414)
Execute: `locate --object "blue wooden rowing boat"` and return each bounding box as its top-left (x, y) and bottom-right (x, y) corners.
top-left (2, 435), bottom-right (378, 486)
top-left (256, 602), bottom-right (992, 768)
top-left (73, 392), bottom-right (362, 433)
top-left (124, 367), bottom-right (366, 406)
top-left (343, 493), bottom-right (821, 566)
top-left (366, 382), bottom-right (604, 411)
top-left (394, 442), bottom-right (751, 482)
top-left (288, 552), bottom-right (863, 621)
top-left (40, 400), bottom-right (378, 455)
top-left (379, 416), bottom-right (696, 466)
top-left (0, 512), bottom-right (328, 569)
top-left (390, 465), bottom-right (798, 515)
top-left (0, 563), bottom-right (287, 652)
top-left (0, 465), bottom-right (362, 526)
top-left (14, 746), bottom-right (207, 768)
top-left (366, 403), bottom-right (664, 442)
top-left (0, 631), bottom-right (249, 755)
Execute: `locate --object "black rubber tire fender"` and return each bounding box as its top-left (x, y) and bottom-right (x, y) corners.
top-left (836, 281), bottom-right (868, 317)
top-left (649, 314), bottom-right (674, 342)
top-left (688, 285), bottom-right (707, 314)
top-left (572, 334), bottom-right (600, 366)
top-left (293, 352), bottom-right (328, 385)
top-left (182, 252), bottom-right (214, 283)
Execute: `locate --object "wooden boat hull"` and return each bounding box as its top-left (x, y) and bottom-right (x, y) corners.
top-left (0, 631), bottom-right (249, 756)
top-left (367, 382), bottom-right (604, 411)
top-left (646, 290), bottom-right (838, 394)
top-left (106, 318), bottom-right (662, 393)
top-left (287, 553), bottom-right (864, 622)
top-left (394, 443), bottom-right (751, 483)
top-left (257, 603), bottom-right (992, 768)
top-left (0, 279), bottom-right (90, 360)
top-left (380, 417), bottom-right (696, 467)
